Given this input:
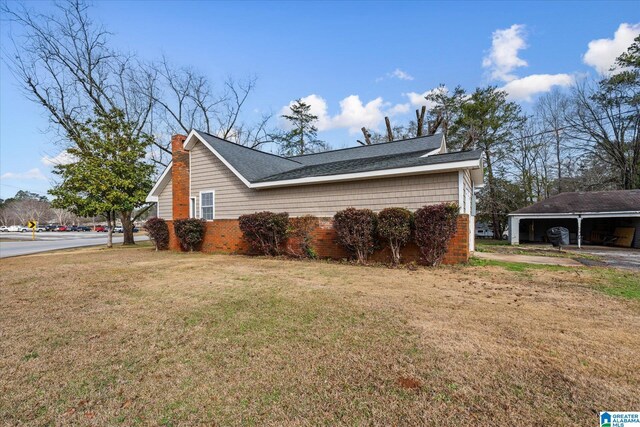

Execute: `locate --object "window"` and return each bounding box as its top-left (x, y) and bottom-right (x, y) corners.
top-left (200, 191), bottom-right (214, 220)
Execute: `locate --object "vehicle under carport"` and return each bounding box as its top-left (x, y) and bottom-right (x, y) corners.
top-left (508, 190), bottom-right (640, 249)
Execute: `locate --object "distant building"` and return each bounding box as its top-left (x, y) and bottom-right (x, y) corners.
top-left (508, 190), bottom-right (640, 248)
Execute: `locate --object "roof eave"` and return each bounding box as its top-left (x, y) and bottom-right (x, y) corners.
top-left (251, 158), bottom-right (483, 189)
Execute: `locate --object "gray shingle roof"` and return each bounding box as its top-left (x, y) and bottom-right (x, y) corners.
top-left (288, 134), bottom-right (444, 165)
top-left (197, 132), bottom-right (301, 182)
top-left (511, 190), bottom-right (640, 214)
top-left (256, 149), bottom-right (483, 182)
top-left (193, 130), bottom-right (478, 184)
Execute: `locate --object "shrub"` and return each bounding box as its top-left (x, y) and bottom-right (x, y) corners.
top-left (288, 215), bottom-right (320, 258)
top-left (377, 207), bottom-right (412, 265)
top-left (414, 203), bottom-right (459, 266)
top-left (333, 208), bottom-right (377, 264)
top-left (143, 217), bottom-right (170, 251)
top-left (238, 211), bottom-right (289, 256)
top-left (173, 218), bottom-right (206, 252)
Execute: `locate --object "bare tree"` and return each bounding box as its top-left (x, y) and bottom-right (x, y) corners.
top-left (567, 79), bottom-right (640, 189)
top-left (2, 0), bottom-right (154, 147)
top-left (535, 88), bottom-right (572, 193)
top-left (51, 208), bottom-right (76, 225)
top-left (6, 199), bottom-right (51, 225)
top-left (144, 58), bottom-right (273, 165)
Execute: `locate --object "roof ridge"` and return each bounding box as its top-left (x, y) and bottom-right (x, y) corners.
top-left (286, 133), bottom-right (443, 159)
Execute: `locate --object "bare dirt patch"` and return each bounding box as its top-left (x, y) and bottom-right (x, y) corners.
top-left (1, 246), bottom-right (639, 426)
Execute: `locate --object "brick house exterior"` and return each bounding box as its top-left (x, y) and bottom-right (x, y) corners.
top-left (149, 131), bottom-right (484, 264)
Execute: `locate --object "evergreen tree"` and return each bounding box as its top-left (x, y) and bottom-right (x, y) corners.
top-left (49, 108), bottom-right (154, 247)
top-left (451, 86), bottom-right (524, 239)
top-left (274, 99), bottom-right (327, 156)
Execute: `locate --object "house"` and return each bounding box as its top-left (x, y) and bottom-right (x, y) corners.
top-left (146, 130), bottom-right (485, 263)
top-left (508, 190), bottom-right (640, 248)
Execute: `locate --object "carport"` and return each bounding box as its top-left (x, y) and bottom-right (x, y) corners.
top-left (508, 190), bottom-right (640, 249)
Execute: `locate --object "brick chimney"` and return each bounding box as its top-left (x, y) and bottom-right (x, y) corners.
top-left (171, 134), bottom-right (189, 219)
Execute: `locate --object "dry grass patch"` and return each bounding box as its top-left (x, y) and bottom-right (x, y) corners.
top-left (1, 245), bottom-right (639, 426)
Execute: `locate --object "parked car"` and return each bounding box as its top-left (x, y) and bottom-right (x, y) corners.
top-left (35, 226), bottom-right (46, 232)
top-left (45, 224), bottom-right (59, 231)
top-left (94, 226), bottom-right (108, 232)
top-left (55, 226), bottom-right (68, 232)
top-left (113, 226), bottom-right (124, 233)
top-left (0, 226), bottom-right (9, 232)
top-left (76, 226), bottom-right (91, 232)
top-left (133, 227), bottom-right (139, 233)
top-left (475, 228), bottom-right (494, 239)
top-left (7, 225), bottom-right (28, 232)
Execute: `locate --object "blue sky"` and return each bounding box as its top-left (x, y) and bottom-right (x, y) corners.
top-left (0, 0), bottom-right (638, 199)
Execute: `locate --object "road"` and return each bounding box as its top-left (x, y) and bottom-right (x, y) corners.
top-left (0, 232), bottom-right (149, 258)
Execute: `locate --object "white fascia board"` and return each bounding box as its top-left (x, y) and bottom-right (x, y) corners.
top-left (146, 161), bottom-right (173, 202)
top-left (251, 159), bottom-right (482, 189)
top-left (508, 211), bottom-right (640, 219)
top-left (184, 130), bottom-right (253, 188)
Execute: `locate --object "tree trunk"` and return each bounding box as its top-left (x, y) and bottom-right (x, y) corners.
top-left (555, 130), bottom-right (562, 193)
top-left (485, 153), bottom-right (502, 240)
top-left (385, 117), bottom-right (394, 142)
top-left (121, 211), bottom-right (135, 245)
top-left (416, 106), bottom-right (426, 137)
top-left (106, 211), bottom-right (114, 249)
top-left (361, 127), bottom-right (372, 145)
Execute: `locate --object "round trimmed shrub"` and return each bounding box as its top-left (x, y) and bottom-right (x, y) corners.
top-left (377, 207), bottom-right (412, 265)
top-left (144, 217), bottom-right (170, 251)
top-left (239, 211), bottom-right (289, 256)
top-left (333, 207), bottom-right (377, 264)
top-left (173, 218), bottom-right (206, 252)
top-left (414, 203), bottom-right (459, 266)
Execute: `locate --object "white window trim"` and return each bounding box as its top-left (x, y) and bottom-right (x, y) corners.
top-left (189, 197), bottom-right (196, 218)
top-left (199, 190), bottom-right (215, 221)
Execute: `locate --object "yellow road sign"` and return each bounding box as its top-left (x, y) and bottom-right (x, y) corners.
top-left (27, 220), bottom-right (37, 229)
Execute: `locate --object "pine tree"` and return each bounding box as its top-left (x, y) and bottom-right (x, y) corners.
top-left (274, 99), bottom-right (327, 156)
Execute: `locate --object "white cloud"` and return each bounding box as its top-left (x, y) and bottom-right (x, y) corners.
top-left (482, 24), bottom-right (576, 101)
top-left (387, 103), bottom-right (411, 115)
top-left (404, 86), bottom-right (448, 108)
top-left (376, 68), bottom-right (415, 82)
top-left (583, 23), bottom-right (640, 74)
top-left (280, 94), bottom-right (410, 135)
top-left (41, 151), bottom-right (76, 166)
top-left (482, 24), bottom-right (528, 82)
top-left (331, 95), bottom-right (386, 133)
top-left (390, 68), bottom-right (414, 81)
top-left (502, 73), bottom-right (574, 101)
top-left (1, 168), bottom-right (47, 180)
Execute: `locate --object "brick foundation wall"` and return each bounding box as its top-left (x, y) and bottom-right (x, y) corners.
top-left (166, 214), bottom-right (470, 264)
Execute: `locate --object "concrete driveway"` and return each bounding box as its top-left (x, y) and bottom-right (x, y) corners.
top-left (576, 246), bottom-right (640, 271)
top-left (0, 232), bottom-right (149, 258)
